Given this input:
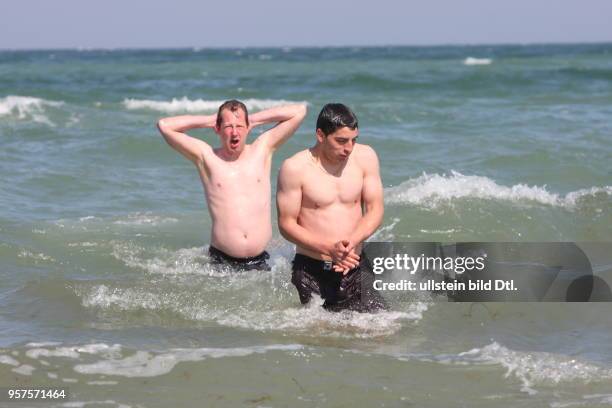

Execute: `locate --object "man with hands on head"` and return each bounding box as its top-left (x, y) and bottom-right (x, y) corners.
top-left (157, 100), bottom-right (307, 271)
top-left (276, 103), bottom-right (388, 311)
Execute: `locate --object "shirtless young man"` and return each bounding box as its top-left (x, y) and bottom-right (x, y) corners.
top-left (276, 103), bottom-right (387, 311)
top-left (157, 100), bottom-right (307, 270)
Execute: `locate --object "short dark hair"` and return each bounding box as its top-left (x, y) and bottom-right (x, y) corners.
top-left (216, 99), bottom-right (249, 128)
top-left (316, 103), bottom-right (358, 136)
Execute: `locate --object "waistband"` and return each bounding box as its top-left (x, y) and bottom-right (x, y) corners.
top-left (293, 253), bottom-right (336, 272)
top-left (209, 245), bottom-right (270, 264)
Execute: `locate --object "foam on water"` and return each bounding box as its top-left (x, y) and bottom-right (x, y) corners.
top-left (386, 171), bottom-right (612, 210)
top-left (80, 282), bottom-right (425, 338)
top-left (368, 218), bottom-right (400, 241)
top-left (78, 239), bottom-right (430, 338)
top-left (109, 243), bottom-right (227, 277)
top-left (12, 364), bottom-right (35, 375)
top-left (449, 342), bottom-right (612, 395)
top-left (25, 344), bottom-right (122, 360)
top-left (112, 213), bottom-right (178, 226)
top-left (215, 298), bottom-right (427, 338)
top-left (0, 95), bottom-right (64, 126)
top-left (0, 354), bottom-right (20, 366)
top-left (73, 344), bottom-right (302, 377)
top-left (123, 97), bottom-right (307, 113)
top-left (464, 57), bottom-right (492, 65)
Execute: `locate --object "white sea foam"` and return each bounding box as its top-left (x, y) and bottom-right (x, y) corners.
top-left (85, 241), bottom-right (425, 338)
top-left (368, 218), bottom-right (400, 241)
top-left (87, 380), bottom-right (118, 385)
top-left (452, 342), bottom-right (612, 395)
top-left (123, 97), bottom-right (307, 113)
top-left (0, 95), bottom-right (64, 125)
top-left (216, 300), bottom-right (427, 338)
top-left (0, 354), bottom-right (20, 366)
top-left (464, 57), bottom-right (492, 65)
top-left (81, 282), bottom-right (425, 338)
top-left (109, 244), bottom-right (224, 277)
top-left (73, 344), bottom-right (302, 377)
top-left (18, 250), bottom-right (56, 262)
top-left (26, 341), bottom-right (62, 347)
top-left (25, 343), bottom-right (122, 360)
top-left (112, 213), bottom-right (178, 226)
top-left (385, 171), bottom-right (612, 210)
top-left (12, 364), bottom-right (35, 375)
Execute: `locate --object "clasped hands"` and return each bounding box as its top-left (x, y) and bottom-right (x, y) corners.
top-left (329, 239), bottom-right (360, 274)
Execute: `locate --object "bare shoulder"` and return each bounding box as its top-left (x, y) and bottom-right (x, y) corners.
top-left (278, 150), bottom-right (310, 187)
top-left (280, 149), bottom-right (310, 174)
top-left (353, 143), bottom-right (380, 168)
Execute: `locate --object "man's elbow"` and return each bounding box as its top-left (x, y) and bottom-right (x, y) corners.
top-left (278, 217), bottom-right (295, 243)
top-left (297, 104), bottom-right (307, 119)
top-left (157, 119), bottom-right (173, 144)
top-left (157, 119), bottom-right (168, 135)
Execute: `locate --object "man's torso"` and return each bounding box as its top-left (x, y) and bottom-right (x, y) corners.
top-left (197, 143), bottom-right (272, 258)
top-left (293, 146), bottom-right (367, 260)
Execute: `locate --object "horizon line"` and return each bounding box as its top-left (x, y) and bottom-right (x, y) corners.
top-left (1, 40), bottom-right (612, 52)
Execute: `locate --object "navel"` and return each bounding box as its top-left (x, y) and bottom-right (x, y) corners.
top-left (217, 182), bottom-right (222, 188)
top-left (243, 233), bottom-right (248, 239)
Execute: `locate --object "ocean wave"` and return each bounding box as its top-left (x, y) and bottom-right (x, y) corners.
top-left (80, 283), bottom-right (425, 338)
top-left (123, 97), bottom-right (307, 113)
top-left (0, 354), bottom-right (20, 366)
top-left (463, 57), bottom-right (492, 65)
top-left (112, 212), bottom-right (178, 226)
top-left (6, 341), bottom-right (301, 379)
top-left (215, 299), bottom-right (426, 339)
top-left (84, 240), bottom-right (427, 338)
top-left (72, 344), bottom-right (302, 378)
top-left (110, 243), bottom-right (227, 277)
top-left (385, 171), bottom-right (612, 210)
top-left (0, 95), bottom-right (64, 126)
top-left (454, 342), bottom-right (612, 395)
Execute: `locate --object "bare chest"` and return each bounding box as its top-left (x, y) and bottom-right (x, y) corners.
top-left (199, 151), bottom-right (271, 193)
top-left (301, 164), bottom-right (363, 208)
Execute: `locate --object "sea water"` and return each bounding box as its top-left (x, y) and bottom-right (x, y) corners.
top-left (1, 44), bottom-right (611, 407)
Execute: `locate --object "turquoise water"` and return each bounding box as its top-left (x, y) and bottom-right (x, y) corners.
top-left (1, 44), bottom-right (611, 407)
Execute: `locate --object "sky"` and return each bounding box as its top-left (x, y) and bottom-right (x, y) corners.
top-left (2, 0), bottom-right (612, 49)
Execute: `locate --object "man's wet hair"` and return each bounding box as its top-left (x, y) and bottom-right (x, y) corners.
top-left (216, 99), bottom-right (249, 128)
top-left (316, 103), bottom-right (358, 136)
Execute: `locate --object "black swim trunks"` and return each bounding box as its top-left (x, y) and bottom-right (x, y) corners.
top-left (291, 253), bottom-right (388, 312)
top-left (208, 245), bottom-right (271, 271)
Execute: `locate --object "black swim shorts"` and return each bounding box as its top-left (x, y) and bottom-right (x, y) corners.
top-left (208, 245), bottom-right (271, 271)
top-left (291, 253), bottom-right (388, 312)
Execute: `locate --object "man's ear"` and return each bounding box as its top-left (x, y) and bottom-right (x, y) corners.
top-left (316, 128), bottom-right (326, 143)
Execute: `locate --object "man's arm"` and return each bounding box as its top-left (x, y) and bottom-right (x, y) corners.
top-left (251, 104), bottom-right (307, 152)
top-left (156, 115), bottom-right (216, 163)
top-left (277, 158), bottom-right (359, 271)
top-left (347, 145), bottom-right (384, 251)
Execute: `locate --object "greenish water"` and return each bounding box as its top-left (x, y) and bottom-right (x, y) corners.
top-left (1, 44), bottom-right (611, 407)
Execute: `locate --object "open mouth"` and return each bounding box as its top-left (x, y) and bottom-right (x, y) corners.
top-left (229, 138), bottom-right (240, 149)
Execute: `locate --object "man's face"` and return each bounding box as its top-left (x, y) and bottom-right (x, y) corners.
top-left (317, 127), bottom-right (359, 163)
top-left (216, 108), bottom-right (249, 155)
